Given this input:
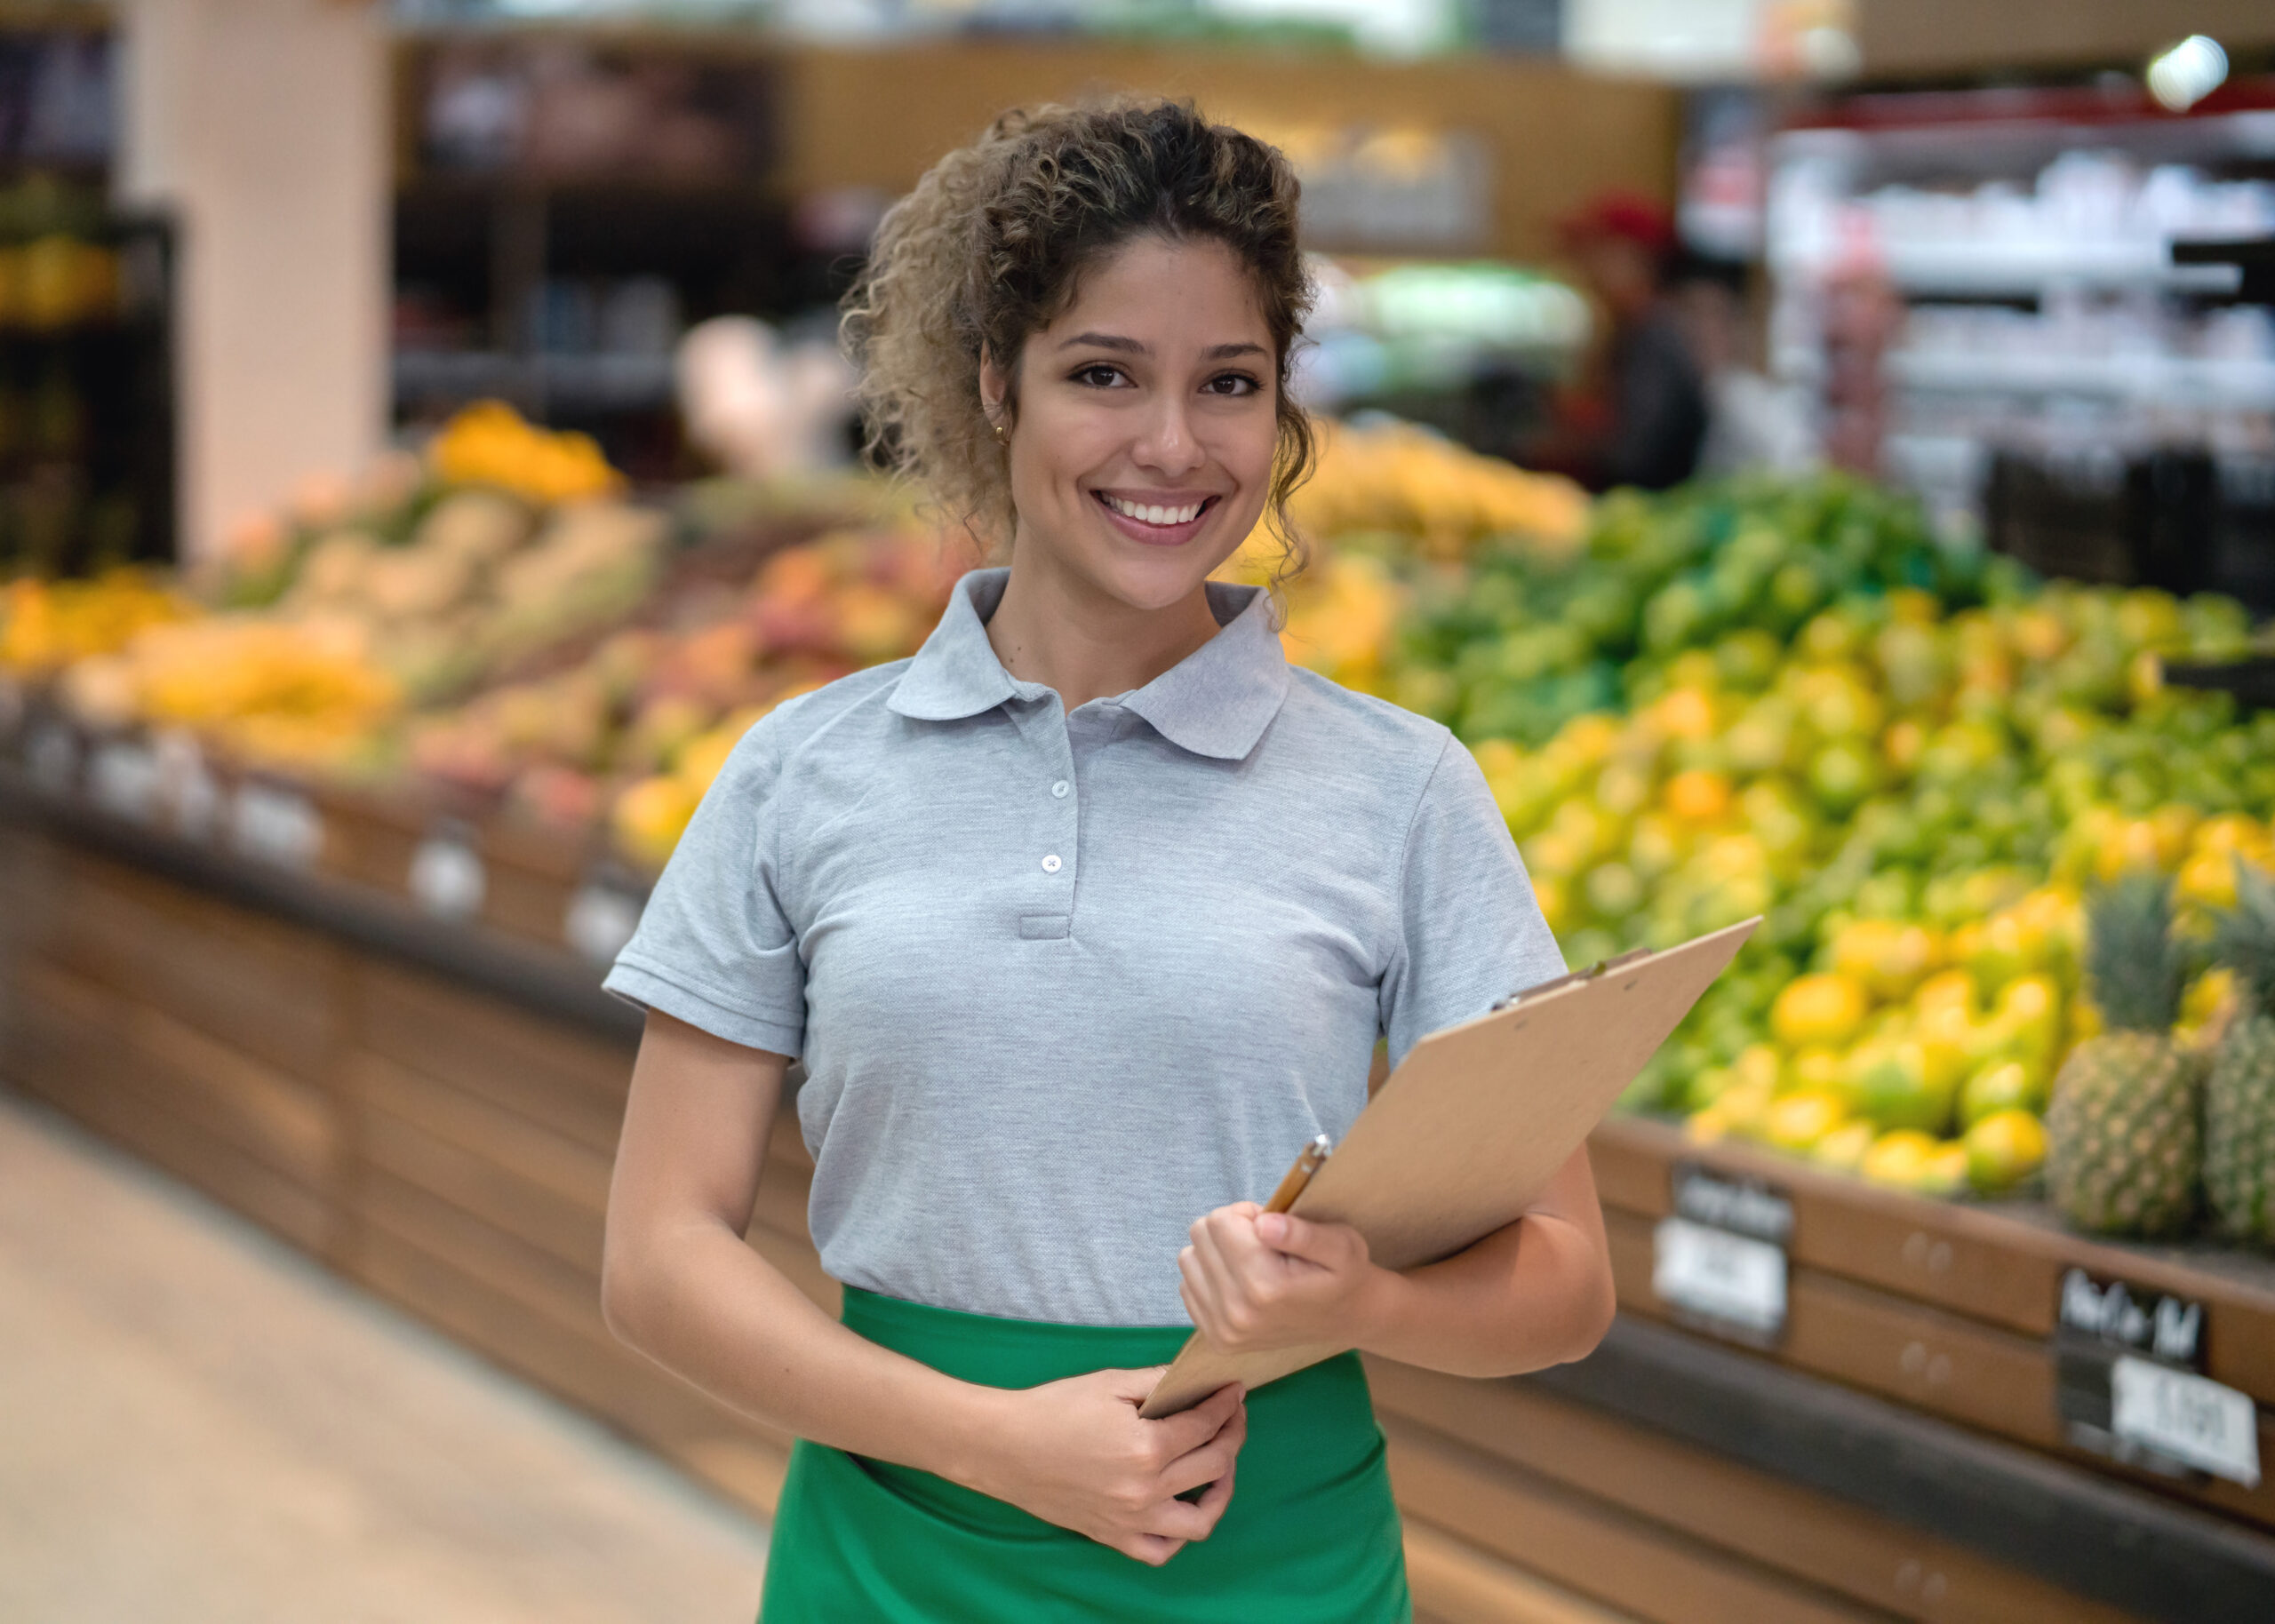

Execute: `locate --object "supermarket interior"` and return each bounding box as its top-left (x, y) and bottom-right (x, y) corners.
top-left (6, 2), bottom-right (2275, 1621)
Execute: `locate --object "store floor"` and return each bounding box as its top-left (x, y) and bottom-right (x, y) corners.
top-left (0, 1087), bottom-right (770, 1624)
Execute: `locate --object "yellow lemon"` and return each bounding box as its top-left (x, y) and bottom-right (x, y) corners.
top-left (1811, 1118), bottom-right (1878, 1174)
top-left (1771, 974), bottom-right (1871, 1050)
top-left (1789, 1046), bottom-right (1846, 1095)
top-left (1859, 1129), bottom-right (1941, 1189)
top-left (1913, 968), bottom-right (1978, 1019)
top-left (1964, 1110), bottom-right (2047, 1194)
top-left (1765, 1089), bottom-right (1850, 1154)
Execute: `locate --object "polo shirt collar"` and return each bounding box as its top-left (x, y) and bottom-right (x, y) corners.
top-left (887, 567), bottom-right (1291, 761)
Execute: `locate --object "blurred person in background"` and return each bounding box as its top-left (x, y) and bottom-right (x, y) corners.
top-left (1531, 192), bottom-right (1711, 492)
top-left (1672, 265), bottom-right (1819, 480)
top-left (598, 98), bottom-right (1613, 1622)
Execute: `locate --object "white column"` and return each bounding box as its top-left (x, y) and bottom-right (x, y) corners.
top-left (115, 0), bottom-right (388, 562)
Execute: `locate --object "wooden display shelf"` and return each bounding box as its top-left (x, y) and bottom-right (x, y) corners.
top-left (6, 785), bottom-right (2275, 1621)
top-left (1593, 1116), bottom-right (2275, 1534)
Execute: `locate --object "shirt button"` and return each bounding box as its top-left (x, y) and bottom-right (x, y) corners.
top-left (1051, 780), bottom-right (1070, 798)
top-left (1042, 854), bottom-right (1062, 873)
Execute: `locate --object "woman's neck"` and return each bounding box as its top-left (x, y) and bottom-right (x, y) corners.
top-left (982, 544), bottom-right (1225, 712)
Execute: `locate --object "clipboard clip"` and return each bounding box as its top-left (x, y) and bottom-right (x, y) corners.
top-left (1493, 945), bottom-right (1652, 1011)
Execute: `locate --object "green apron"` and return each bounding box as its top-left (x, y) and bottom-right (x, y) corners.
top-left (758, 1287), bottom-right (1411, 1621)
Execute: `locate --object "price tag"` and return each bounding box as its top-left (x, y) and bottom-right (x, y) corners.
top-left (1655, 1215), bottom-right (1788, 1336)
top-left (231, 782), bottom-right (322, 870)
top-left (26, 722), bottom-right (79, 794)
top-left (2111, 1357), bottom-right (2263, 1488)
top-left (565, 880), bottom-right (643, 964)
top-left (156, 733), bottom-right (220, 840)
top-left (1652, 1164), bottom-right (1793, 1344)
top-left (409, 830), bottom-right (486, 920)
top-left (89, 739), bottom-right (161, 823)
top-left (2052, 1267), bottom-right (2257, 1483)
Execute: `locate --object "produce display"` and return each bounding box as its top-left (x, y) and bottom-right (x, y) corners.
top-left (407, 521), bottom-right (973, 864)
top-left (21, 404), bottom-right (671, 772)
top-left (1284, 418), bottom-right (1590, 562)
top-left (1395, 474), bottom-right (2275, 1222)
top-left (0, 570), bottom-right (193, 677)
top-left (10, 394), bottom-right (2275, 1241)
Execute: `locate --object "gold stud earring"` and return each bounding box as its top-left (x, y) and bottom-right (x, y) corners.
top-left (991, 418), bottom-right (1009, 444)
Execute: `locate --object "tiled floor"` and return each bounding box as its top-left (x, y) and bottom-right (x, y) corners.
top-left (0, 1087), bottom-right (770, 1624)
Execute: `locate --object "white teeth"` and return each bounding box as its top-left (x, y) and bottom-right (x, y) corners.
top-left (1105, 495), bottom-right (1203, 526)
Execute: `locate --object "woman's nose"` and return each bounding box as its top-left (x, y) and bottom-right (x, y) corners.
top-left (1132, 395), bottom-right (1204, 477)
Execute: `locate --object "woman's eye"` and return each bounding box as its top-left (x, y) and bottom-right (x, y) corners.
top-left (1204, 372), bottom-right (1261, 397)
top-left (1073, 364), bottom-right (1128, 388)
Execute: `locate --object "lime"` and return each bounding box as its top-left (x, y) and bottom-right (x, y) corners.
top-left (1808, 740), bottom-right (1880, 817)
top-left (1844, 1040), bottom-right (1954, 1134)
top-left (1959, 1060), bottom-right (2040, 1127)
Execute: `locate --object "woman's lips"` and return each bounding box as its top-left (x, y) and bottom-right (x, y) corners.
top-left (1091, 490), bottom-right (1219, 547)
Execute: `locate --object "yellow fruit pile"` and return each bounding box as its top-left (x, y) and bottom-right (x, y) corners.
top-left (0, 570), bottom-right (195, 676)
top-left (61, 618), bottom-right (403, 772)
top-left (428, 400), bottom-right (627, 506)
top-left (1287, 419), bottom-right (1589, 561)
top-left (1477, 577), bottom-right (2275, 1199)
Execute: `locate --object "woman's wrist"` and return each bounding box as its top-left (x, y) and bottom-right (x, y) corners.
top-left (1347, 1261), bottom-right (1411, 1356)
top-left (919, 1374), bottom-right (1018, 1494)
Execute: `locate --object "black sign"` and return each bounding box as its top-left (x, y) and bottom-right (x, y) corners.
top-left (1671, 1163), bottom-right (1795, 1245)
top-left (2055, 1266), bottom-right (2215, 1480)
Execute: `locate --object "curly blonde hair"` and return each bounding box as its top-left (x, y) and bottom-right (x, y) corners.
top-left (841, 98), bottom-right (1316, 577)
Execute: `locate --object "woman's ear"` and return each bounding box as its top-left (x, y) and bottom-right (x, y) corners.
top-left (978, 346), bottom-right (1009, 426)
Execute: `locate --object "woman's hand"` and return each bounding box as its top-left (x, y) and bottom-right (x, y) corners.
top-left (967, 1371), bottom-right (1248, 1565)
top-left (1177, 1201), bottom-right (1387, 1355)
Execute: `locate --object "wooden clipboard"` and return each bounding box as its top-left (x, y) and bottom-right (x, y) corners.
top-left (1138, 916), bottom-right (1759, 1418)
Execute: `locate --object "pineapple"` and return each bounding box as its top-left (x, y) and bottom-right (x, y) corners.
top-left (2207, 864), bottom-right (2275, 1245)
top-left (2045, 874), bottom-right (2201, 1237)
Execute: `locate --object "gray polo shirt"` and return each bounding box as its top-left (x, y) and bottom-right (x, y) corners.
top-left (604, 567), bottom-right (1563, 1326)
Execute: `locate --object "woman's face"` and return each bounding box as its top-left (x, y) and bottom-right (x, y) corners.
top-left (983, 235), bottom-right (1280, 612)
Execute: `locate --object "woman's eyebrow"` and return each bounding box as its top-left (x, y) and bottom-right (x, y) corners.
top-left (1056, 332), bottom-right (1267, 361)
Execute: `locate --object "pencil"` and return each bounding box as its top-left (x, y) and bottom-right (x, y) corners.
top-left (1262, 1134), bottom-right (1332, 1214)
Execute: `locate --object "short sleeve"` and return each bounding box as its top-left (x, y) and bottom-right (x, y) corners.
top-left (1378, 736), bottom-right (1567, 1068)
top-left (603, 716), bottom-right (805, 1058)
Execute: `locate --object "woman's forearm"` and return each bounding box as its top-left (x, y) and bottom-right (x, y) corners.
top-left (603, 1214), bottom-right (1003, 1486)
top-left (1350, 1208), bottom-right (1616, 1377)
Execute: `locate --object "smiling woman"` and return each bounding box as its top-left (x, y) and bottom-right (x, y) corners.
top-left (596, 98), bottom-right (1610, 1624)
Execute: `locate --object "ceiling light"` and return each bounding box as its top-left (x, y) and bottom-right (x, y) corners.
top-left (2147, 36), bottom-right (2228, 113)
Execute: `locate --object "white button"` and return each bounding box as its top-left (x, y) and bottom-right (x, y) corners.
top-left (1051, 780), bottom-right (1070, 798)
top-left (1041, 854), bottom-right (1062, 873)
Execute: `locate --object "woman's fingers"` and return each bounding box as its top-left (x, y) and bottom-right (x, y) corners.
top-left (1120, 1532), bottom-right (1185, 1566)
top-left (1144, 1379), bottom-right (1243, 1462)
top-left (1157, 1400), bottom-right (1246, 1499)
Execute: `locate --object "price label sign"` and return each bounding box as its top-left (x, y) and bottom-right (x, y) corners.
top-left (409, 827), bottom-right (486, 920)
top-left (26, 721), bottom-right (79, 794)
top-left (2055, 1267), bottom-right (2262, 1485)
top-left (2111, 1357), bottom-right (2262, 1488)
top-left (1653, 1164), bottom-right (1793, 1345)
top-left (230, 782), bottom-right (322, 870)
top-left (565, 880), bottom-right (643, 965)
top-left (89, 739), bottom-right (161, 824)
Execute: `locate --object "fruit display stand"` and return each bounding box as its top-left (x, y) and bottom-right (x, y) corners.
top-left (6, 752), bottom-right (2275, 1624)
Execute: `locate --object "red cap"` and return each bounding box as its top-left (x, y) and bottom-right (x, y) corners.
top-left (1558, 191), bottom-right (1677, 254)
